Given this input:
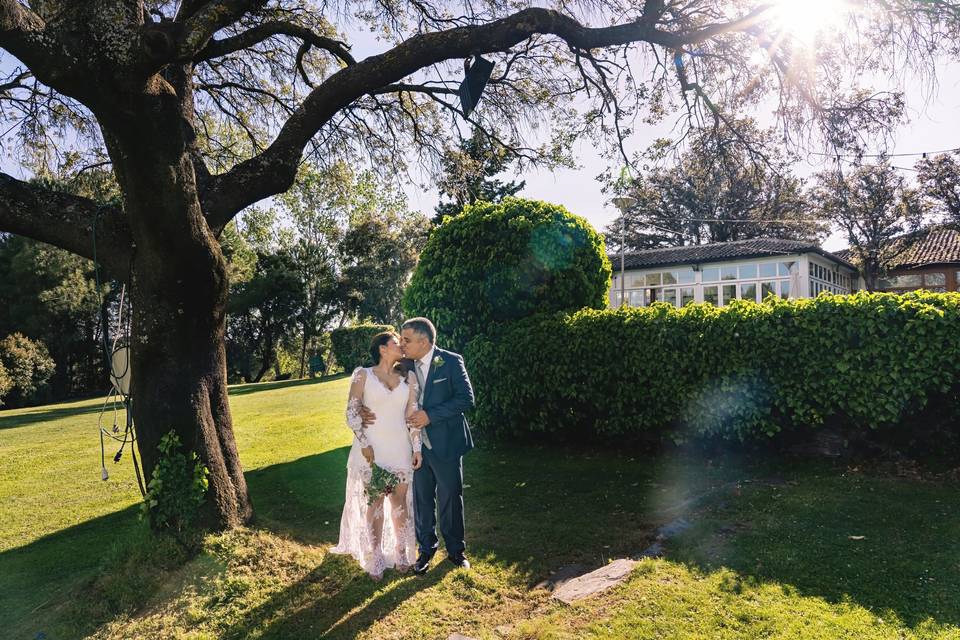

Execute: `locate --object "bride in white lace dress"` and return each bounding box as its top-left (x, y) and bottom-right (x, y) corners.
top-left (330, 331), bottom-right (422, 579)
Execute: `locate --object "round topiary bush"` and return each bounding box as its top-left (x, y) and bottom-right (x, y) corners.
top-left (402, 197), bottom-right (611, 350)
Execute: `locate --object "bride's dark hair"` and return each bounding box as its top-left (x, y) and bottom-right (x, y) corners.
top-left (369, 331), bottom-right (401, 366)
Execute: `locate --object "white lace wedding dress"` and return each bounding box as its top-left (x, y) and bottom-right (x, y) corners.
top-left (330, 367), bottom-right (421, 577)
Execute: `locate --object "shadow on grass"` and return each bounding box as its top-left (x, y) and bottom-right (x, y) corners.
top-left (0, 505), bottom-right (146, 638)
top-left (0, 401), bottom-right (108, 430)
top-left (7, 445), bottom-right (958, 638)
top-left (665, 462), bottom-right (960, 629)
top-left (228, 374), bottom-right (349, 397)
top-left (220, 552), bottom-right (451, 640)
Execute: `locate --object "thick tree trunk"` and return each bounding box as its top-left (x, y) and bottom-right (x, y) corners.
top-left (130, 262), bottom-right (253, 529)
top-left (105, 87), bottom-right (253, 530)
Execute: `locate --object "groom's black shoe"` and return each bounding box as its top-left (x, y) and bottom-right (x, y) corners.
top-left (413, 551), bottom-right (434, 575)
top-left (447, 553), bottom-right (470, 570)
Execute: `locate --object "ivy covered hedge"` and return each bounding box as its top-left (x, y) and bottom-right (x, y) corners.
top-left (465, 292), bottom-right (960, 443)
top-left (403, 198), bottom-right (611, 351)
top-left (330, 324), bottom-right (394, 371)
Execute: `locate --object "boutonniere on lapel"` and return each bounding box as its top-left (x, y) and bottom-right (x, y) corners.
top-left (432, 355), bottom-right (445, 368)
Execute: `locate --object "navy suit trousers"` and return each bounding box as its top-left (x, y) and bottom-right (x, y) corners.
top-left (413, 446), bottom-right (465, 557)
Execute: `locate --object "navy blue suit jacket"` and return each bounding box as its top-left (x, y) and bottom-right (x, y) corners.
top-left (420, 347), bottom-right (475, 460)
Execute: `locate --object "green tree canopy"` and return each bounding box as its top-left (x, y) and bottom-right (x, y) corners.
top-left (605, 122), bottom-right (825, 251)
top-left (811, 160), bottom-right (929, 289)
top-left (433, 129), bottom-right (526, 224)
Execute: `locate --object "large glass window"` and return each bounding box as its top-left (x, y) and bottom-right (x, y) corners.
top-left (741, 283), bottom-right (757, 301)
top-left (703, 286), bottom-right (719, 306)
top-left (761, 281), bottom-right (777, 299)
top-left (702, 267), bottom-right (720, 282)
top-left (722, 284), bottom-right (736, 305)
top-left (680, 287), bottom-right (696, 306)
top-left (721, 266), bottom-right (738, 280)
top-left (662, 271), bottom-right (677, 285)
top-left (662, 288), bottom-right (678, 306)
top-left (629, 290), bottom-right (646, 307)
top-left (780, 280), bottom-right (791, 298)
top-left (739, 264), bottom-right (757, 279)
top-left (779, 262), bottom-right (796, 276)
top-left (645, 273), bottom-right (662, 286)
top-left (677, 269), bottom-right (696, 284)
top-left (759, 262), bottom-right (777, 278)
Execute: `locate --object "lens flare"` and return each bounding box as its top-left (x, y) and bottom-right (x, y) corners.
top-left (768, 0), bottom-right (851, 48)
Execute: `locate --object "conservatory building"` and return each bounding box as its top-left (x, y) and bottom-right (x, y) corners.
top-left (608, 238), bottom-right (860, 308)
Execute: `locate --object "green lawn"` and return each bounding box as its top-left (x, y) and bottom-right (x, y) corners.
top-left (1, 376), bottom-right (958, 639)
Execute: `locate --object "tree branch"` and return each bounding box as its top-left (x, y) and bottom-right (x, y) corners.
top-left (0, 173), bottom-right (132, 278)
top-left (200, 5), bottom-right (775, 229)
top-left (145, 0), bottom-right (268, 64)
top-left (0, 1), bottom-right (64, 87)
top-left (195, 20), bottom-right (355, 65)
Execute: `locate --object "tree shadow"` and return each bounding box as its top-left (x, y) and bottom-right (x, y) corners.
top-left (244, 445), bottom-right (674, 581)
top-left (0, 505), bottom-right (145, 637)
top-left (219, 552), bottom-right (451, 640)
top-left (0, 401), bottom-right (108, 430)
top-left (664, 464), bottom-right (960, 629)
top-left (228, 374), bottom-right (348, 397)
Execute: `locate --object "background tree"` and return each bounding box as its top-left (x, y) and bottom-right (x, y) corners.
top-left (226, 249), bottom-right (306, 382)
top-left (811, 161), bottom-right (929, 289)
top-left (433, 128), bottom-right (526, 224)
top-left (0, 333), bottom-right (56, 407)
top-left (605, 122), bottom-right (825, 251)
top-left (1, 0), bottom-right (956, 528)
top-left (276, 166), bottom-right (342, 379)
top-left (278, 163), bottom-right (428, 363)
top-left (0, 235), bottom-right (104, 398)
top-left (0, 162), bottom-right (121, 401)
top-left (916, 151), bottom-right (960, 224)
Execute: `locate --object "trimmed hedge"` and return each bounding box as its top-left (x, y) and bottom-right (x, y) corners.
top-left (330, 324), bottom-right (394, 371)
top-left (465, 292), bottom-right (960, 443)
top-left (403, 198), bottom-right (611, 351)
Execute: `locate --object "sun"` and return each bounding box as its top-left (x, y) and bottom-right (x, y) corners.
top-left (767, 0), bottom-right (852, 47)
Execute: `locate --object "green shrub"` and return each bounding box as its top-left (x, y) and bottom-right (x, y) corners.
top-left (330, 323), bottom-right (395, 371)
top-left (403, 197), bottom-right (611, 351)
top-left (465, 291), bottom-right (960, 444)
top-left (0, 333), bottom-right (55, 407)
top-left (141, 432), bottom-right (210, 543)
top-left (0, 361), bottom-right (11, 406)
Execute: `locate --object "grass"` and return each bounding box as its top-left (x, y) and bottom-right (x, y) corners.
top-left (1, 375), bottom-right (958, 639)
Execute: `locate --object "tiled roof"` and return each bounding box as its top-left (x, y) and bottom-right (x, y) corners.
top-left (836, 225), bottom-right (960, 269)
top-left (610, 238), bottom-right (855, 270)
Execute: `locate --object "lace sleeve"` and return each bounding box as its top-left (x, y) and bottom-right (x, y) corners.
top-left (406, 370), bottom-right (422, 453)
top-left (346, 368), bottom-right (370, 447)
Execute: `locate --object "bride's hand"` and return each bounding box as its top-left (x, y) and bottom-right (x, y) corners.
top-left (361, 446), bottom-right (375, 465)
top-left (412, 451), bottom-right (423, 470)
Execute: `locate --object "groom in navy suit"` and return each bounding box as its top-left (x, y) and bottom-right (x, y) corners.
top-left (399, 317), bottom-right (475, 573)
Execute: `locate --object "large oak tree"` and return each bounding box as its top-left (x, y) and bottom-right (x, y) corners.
top-left (1, 0), bottom-right (957, 528)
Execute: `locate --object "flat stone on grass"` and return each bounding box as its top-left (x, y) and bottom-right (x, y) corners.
top-left (551, 558), bottom-right (638, 604)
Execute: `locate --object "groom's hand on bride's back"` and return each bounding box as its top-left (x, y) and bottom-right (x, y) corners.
top-left (359, 405), bottom-right (376, 426)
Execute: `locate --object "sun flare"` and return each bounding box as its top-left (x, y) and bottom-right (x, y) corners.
top-left (768, 0), bottom-right (852, 47)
